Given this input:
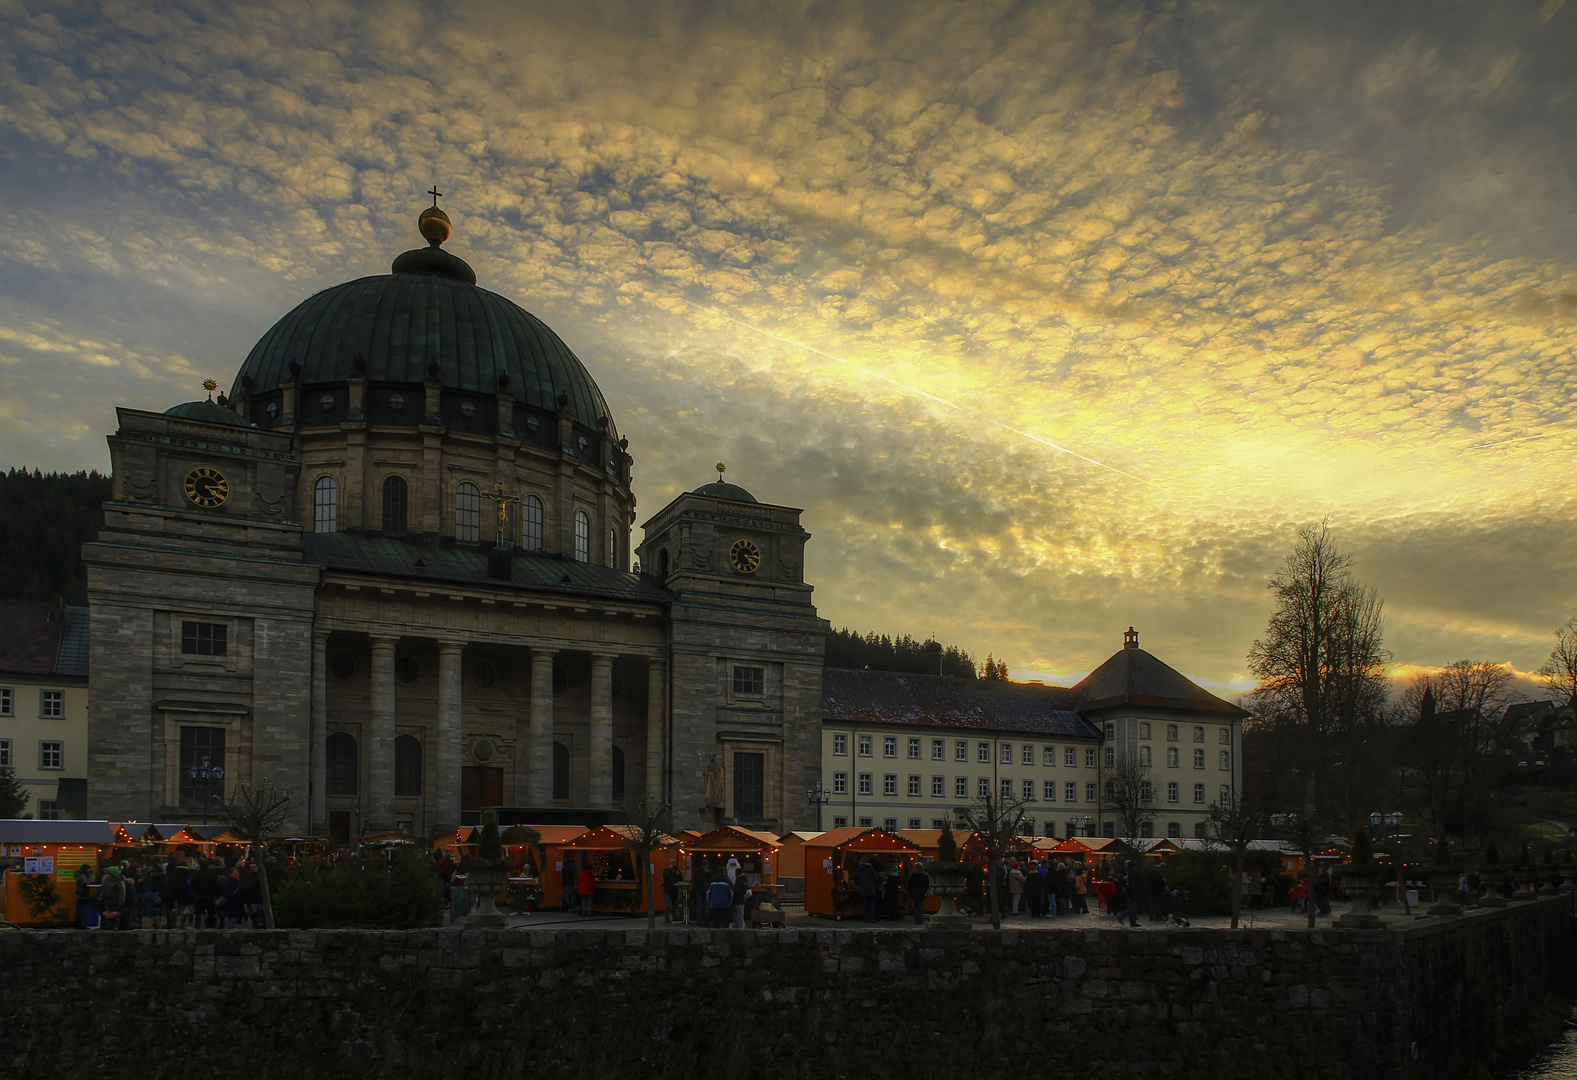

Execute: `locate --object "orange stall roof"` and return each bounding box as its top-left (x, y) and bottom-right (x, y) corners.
top-left (686, 826), bottom-right (781, 851)
top-left (803, 827), bottom-right (922, 853)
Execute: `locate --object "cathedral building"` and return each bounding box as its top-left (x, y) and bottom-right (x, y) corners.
top-left (84, 202), bottom-right (826, 842)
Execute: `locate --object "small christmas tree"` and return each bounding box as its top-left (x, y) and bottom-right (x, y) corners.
top-left (937, 825), bottom-right (958, 863)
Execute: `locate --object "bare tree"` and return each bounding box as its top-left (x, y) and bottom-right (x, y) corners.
top-left (1104, 756), bottom-right (1157, 839)
top-left (1247, 521), bottom-right (1391, 826)
top-left (1538, 613), bottom-right (1577, 707)
top-left (1204, 791), bottom-right (1267, 930)
top-left (219, 778), bottom-right (295, 930)
top-left (955, 790), bottom-right (1028, 930)
top-left (620, 794), bottom-right (675, 931)
top-left (1432, 659), bottom-right (1522, 844)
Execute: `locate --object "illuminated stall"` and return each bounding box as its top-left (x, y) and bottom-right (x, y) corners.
top-left (0, 820), bottom-right (116, 926)
top-left (803, 828), bottom-right (924, 921)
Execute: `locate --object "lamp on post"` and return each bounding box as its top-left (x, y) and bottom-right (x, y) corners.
top-left (805, 782), bottom-right (832, 831)
top-left (1079, 814), bottom-right (1093, 838)
top-left (189, 757), bottom-right (225, 825)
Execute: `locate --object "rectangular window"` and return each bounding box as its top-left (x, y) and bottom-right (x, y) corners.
top-left (454, 484), bottom-right (481, 543)
top-left (1193, 783), bottom-right (1205, 804)
top-left (38, 740), bottom-right (63, 770)
top-left (955, 776), bottom-right (967, 798)
top-left (1104, 722), bottom-right (1115, 740)
top-left (1167, 747), bottom-right (1179, 768)
top-left (1064, 781), bottom-right (1077, 802)
top-left (1044, 746), bottom-right (1056, 766)
top-left (834, 816), bottom-right (848, 829)
top-left (908, 817), bottom-right (922, 830)
top-left (1064, 747), bottom-right (1075, 767)
top-left (1138, 746), bottom-right (1151, 766)
top-left (833, 733), bottom-right (848, 756)
top-left (733, 752), bottom-right (764, 819)
top-left (1220, 727), bottom-right (1231, 744)
top-left (908, 737), bottom-right (921, 759)
top-left (39, 690), bottom-right (63, 718)
top-left (1194, 726), bottom-right (1205, 742)
top-left (932, 739), bottom-right (945, 760)
top-left (907, 774), bottom-right (921, 797)
top-left (1139, 821), bottom-right (1154, 838)
top-left (883, 737), bottom-right (897, 758)
top-left (0, 739), bottom-right (10, 766)
top-left (1022, 745), bottom-right (1034, 766)
top-left (1023, 779), bottom-right (1035, 801)
top-left (179, 727), bottom-right (226, 804)
top-left (1219, 750), bottom-right (1231, 770)
top-left (883, 818), bottom-right (898, 832)
top-left (1104, 781), bottom-right (1115, 801)
top-left (1221, 784), bottom-right (1232, 804)
top-left (932, 819), bottom-right (945, 830)
top-left (1194, 822), bottom-right (1207, 838)
top-left (1084, 749), bottom-right (1096, 769)
top-left (523, 496), bottom-right (544, 551)
top-left (977, 777), bottom-right (989, 798)
top-left (1000, 743), bottom-right (1013, 764)
top-left (931, 775), bottom-right (944, 797)
top-left (1044, 781), bottom-right (1056, 801)
top-left (858, 735), bottom-right (872, 757)
top-left (955, 740), bottom-right (968, 762)
top-left (1084, 782), bottom-right (1097, 802)
top-left (978, 742), bottom-right (990, 763)
top-left (883, 773), bottom-right (898, 796)
top-left (833, 771), bottom-right (847, 795)
top-left (1167, 781), bottom-right (1179, 803)
top-left (1167, 724), bottom-right (1178, 741)
top-left (0, 687), bottom-right (12, 715)
top-left (1139, 722), bottom-right (1151, 739)
top-left (1066, 820), bottom-right (1079, 838)
top-left (733, 666), bottom-right (764, 696)
top-left (1194, 749), bottom-right (1205, 769)
top-left (859, 817), bottom-right (873, 828)
top-left (858, 773), bottom-right (872, 796)
top-left (1168, 821), bottom-right (1181, 838)
top-left (1104, 746), bottom-right (1115, 767)
top-left (37, 800), bottom-right (61, 820)
top-left (180, 621), bottom-right (228, 657)
top-left (1000, 778), bottom-right (1012, 799)
top-left (1140, 781), bottom-right (1153, 802)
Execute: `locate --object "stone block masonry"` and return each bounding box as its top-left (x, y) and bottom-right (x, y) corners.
top-left (1, 900), bottom-right (1568, 1080)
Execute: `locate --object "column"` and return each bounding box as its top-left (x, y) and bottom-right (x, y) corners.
top-left (310, 631), bottom-right (328, 834)
top-left (528, 648), bottom-right (556, 805)
top-left (645, 657), bottom-right (665, 804)
top-left (435, 641), bottom-right (465, 836)
top-left (367, 635), bottom-right (399, 831)
top-left (589, 653), bottom-right (615, 807)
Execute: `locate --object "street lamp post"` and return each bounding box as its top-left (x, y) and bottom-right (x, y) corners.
top-left (805, 782), bottom-right (832, 831)
top-left (189, 757), bottom-right (225, 825)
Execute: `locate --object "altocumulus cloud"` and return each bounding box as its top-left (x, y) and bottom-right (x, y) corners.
top-left (0, 0), bottom-right (1574, 688)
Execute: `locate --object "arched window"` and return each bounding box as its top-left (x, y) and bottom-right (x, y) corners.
top-left (609, 529), bottom-right (618, 569)
top-left (326, 732), bottom-right (358, 796)
top-left (313, 476), bottom-right (337, 533)
top-left (454, 482), bottom-right (480, 543)
top-left (394, 735), bottom-right (423, 797)
top-left (574, 510), bottom-right (589, 562)
top-left (382, 475), bottom-right (408, 535)
top-left (658, 548), bottom-right (669, 577)
top-left (553, 741), bottom-right (570, 801)
top-left (523, 495), bottom-right (543, 551)
top-left (612, 745), bottom-right (625, 802)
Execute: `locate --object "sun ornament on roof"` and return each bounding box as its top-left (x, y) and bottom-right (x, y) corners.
top-left (202, 378), bottom-right (218, 400)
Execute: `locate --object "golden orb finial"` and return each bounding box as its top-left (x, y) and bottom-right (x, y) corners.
top-left (419, 184), bottom-right (450, 246)
top-left (716, 462), bottom-right (726, 479)
top-left (202, 378), bottom-right (218, 400)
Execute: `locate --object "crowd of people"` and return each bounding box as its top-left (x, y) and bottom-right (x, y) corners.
top-left (74, 851), bottom-right (267, 930)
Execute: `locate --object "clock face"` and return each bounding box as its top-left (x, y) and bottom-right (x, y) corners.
top-left (183, 466), bottom-right (229, 509)
top-left (729, 538), bottom-right (761, 575)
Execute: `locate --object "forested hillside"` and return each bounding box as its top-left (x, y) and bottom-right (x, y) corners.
top-left (0, 469), bottom-right (112, 605)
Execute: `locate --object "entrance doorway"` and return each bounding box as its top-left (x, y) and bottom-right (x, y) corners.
top-left (461, 766), bottom-right (503, 810)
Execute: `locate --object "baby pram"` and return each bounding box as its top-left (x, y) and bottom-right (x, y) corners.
top-left (1165, 887), bottom-right (1191, 927)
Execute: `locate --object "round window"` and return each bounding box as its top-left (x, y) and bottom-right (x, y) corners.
top-left (459, 400), bottom-right (476, 417)
top-left (387, 393), bottom-right (405, 411)
top-left (552, 667), bottom-right (568, 694)
top-left (396, 657), bottom-right (419, 683)
top-left (320, 394), bottom-right (335, 411)
top-left (329, 653), bottom-right (355, 680)
top-left (577, 435), bottom-right (589, 452)
top-left (476, 662), bottom-right (496, 689)
top-left (265, 401), bottom-right (279, 420)
top-left (525, 416), bottom-right (540, 433)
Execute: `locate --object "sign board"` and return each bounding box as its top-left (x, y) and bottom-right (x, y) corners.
top-left (22, 856), bottom-right (54, 875)
top-left (54, 849), bottom-right (97, 882)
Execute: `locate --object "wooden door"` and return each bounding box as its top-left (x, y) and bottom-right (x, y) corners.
top-left (462, 766), bottom-right (504, 810)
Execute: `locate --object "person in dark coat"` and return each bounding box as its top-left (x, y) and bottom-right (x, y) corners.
top-left (1124, 861), bottom-right (1146, 928)
top-left (192, 860), bottom-right (221, 929)
top-left (662, 859), bottom-right (680, 923)
top-left (706, 872), bottom-right (733, 928)
top-left (853, 857), bottom-right (880, 923)
top-left (905, 864), bottom-right (930, 925)
top-left (561, 855), bottom-right (579, 912)
top-left (881, 867), bottom-right (902, 921)
top-left (1146, 866), bottom-right (1167, 922)
top-left (1022, 863), bottom-right (1045, 917)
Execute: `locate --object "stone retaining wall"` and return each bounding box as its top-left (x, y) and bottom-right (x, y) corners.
top-left (2, 899), bottom-right (1568, 1080)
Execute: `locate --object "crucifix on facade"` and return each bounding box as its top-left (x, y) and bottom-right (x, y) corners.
top-left (480, 481), bottom-right (520, 545)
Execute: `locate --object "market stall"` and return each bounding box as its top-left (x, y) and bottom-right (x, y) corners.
top-left (0, 820), bottom-right (117, 927)
top-left (775, 830), bottom-right (823, 879)
top-left (681, 826), bottom-right (783, 925)
top-left (526, 825), bottom-right (596, 911)
top-left (550, 825), bottom-right (674, 916)
top-left (803, 827), bottom-right (924, 921)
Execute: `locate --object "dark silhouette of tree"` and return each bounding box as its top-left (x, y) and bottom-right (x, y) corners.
top-left (824, 628), bottom-right (978, 678)
top-left (220, 778), bottom-right (295, 930)
top-left (955, 789), bottom-right (1027, 930)
top-left (1204, 791), bottom-right (1267, 930)
top-left (1538, 612), bottom-right (1577, 707)
top-left (0, 765), bottom-right (29, 819)
top-left (620, 794), bottom-right (675, 931)
top-left (0, 469), bottom-right (112, 605)
top-left (1104, 756), bottom-right (1158, 839)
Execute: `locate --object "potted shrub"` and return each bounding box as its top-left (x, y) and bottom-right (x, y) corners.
top-left (459, 809), bottom-right (510, 929)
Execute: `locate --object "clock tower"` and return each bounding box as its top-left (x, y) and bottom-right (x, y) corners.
top-left (637, 466), bottom-right (826, 833)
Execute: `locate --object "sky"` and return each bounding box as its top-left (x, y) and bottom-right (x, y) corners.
top-left (1, 0), bottom-right (1574, 697)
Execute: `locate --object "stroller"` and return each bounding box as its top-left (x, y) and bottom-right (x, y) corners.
top-left (1165, 886), bottom-right (1191, 927)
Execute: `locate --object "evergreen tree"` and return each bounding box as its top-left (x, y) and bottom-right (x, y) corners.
top-left (0, 469), bottom-right (112, 605)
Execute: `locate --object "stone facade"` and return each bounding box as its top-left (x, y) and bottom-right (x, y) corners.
top-left (1, 899), bottom-right (1569, 1079)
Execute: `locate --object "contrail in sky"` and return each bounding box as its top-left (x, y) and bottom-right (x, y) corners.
top-left (1466, 432), bottom-right (1555, 450)
top-left (713, 312), bottom-right (1155, 486)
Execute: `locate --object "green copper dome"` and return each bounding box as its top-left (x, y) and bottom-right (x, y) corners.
top-left (230, 230), bottom-right (618, 437)
top-left (693, 481), bottom-right (757, 503)
top-left (164, 399), bottom-right (248, 426)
